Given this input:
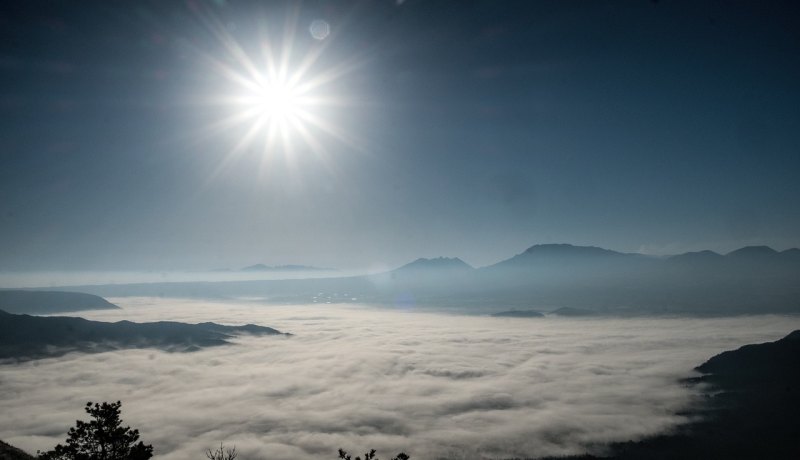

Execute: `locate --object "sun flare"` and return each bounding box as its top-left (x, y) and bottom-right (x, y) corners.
top-left (187, 5), bottom-right (359, 174)
top-left (250, 79), bottom-right (300, 121)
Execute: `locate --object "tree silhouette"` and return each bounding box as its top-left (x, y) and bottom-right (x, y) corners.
top-left (39, 401), bottom-right (153, 460)
top-left (337, 448), bottom-right (409, 460)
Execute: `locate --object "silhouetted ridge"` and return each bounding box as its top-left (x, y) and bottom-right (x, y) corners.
top-left (696, 329), bottom-right (800, 379)
top-left (0, 290), bottom-right (118, 314)
top-left (0, 309), bottom-right (288, 362)
top-left (487, 243), bottom-right (632, 270)
top-left (539, 330), bottom-right (800, 460)
top-left (0, 440), bottom-right (35, 460)
top-left (725, 245), bottom-right (778, 258)
top-left (523, 243), bottom-right (624, 257)
top-left (396, 257), bottom-right (473, 272)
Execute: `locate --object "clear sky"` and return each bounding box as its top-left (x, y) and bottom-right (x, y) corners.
top-left (1, 0), bottom-right (799, 271)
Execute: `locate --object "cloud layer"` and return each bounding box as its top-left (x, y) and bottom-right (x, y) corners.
top-left (1, 299), bottom-right (798, 459)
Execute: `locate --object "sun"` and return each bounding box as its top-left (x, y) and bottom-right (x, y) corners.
top-left (185, 4), bottom-right (360, 174)
top-left (251, 79), bottom-right (300, 121)
top-left (231, 74), bottom-right (311, 149)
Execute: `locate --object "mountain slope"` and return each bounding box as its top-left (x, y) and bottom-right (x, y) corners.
top-left (540, 330), bottom-right (800, 460)
top-left (725, 245), bottom-right (779, 259)
top-left (624, 330), bottom-right (800, 459)
top-left (394, 257), bottom-right (473, 273)
top-left (0, 290), bottom-right (119, 314)
top-left (0, 440), bottom-right (35, 460)
top-left (487, 243), bottom-right (630, 269)
top-left (695, 329), bottom-right (800, 384)
top-left (0, 310), bottom-right (288, 362)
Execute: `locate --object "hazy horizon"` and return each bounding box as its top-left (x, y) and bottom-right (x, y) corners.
top-left (2, 239), bottom-right (799, 287)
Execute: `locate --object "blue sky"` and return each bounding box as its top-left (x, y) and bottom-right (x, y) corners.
top-left (1, 0), bottom-right (799, 270)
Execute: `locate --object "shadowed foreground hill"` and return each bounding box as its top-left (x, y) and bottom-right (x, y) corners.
top-left (0, 310), bottom-right (288, 362)
top-left (541, 329), bottom-right (800, 459)
top-left (0, 290), bottom-right (119, 314)
top-left (0, 440), bottom-right (35, 460)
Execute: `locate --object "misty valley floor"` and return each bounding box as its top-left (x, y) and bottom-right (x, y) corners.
top-left (1, 299), bottom-right (799, 460)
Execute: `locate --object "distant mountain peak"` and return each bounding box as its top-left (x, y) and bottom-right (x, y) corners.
top-left (484, 243), bottom-right (633, 272)
top-left (397, 257), bottom-right (473, 271)
top-left (520, 243), bottom-right (624, 258)
top-left (726, 245), bottom-right (778, 257)
top-left (525, 243), bottom-right (577, 253)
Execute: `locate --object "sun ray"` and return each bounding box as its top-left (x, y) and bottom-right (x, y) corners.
top-left (207, 113), bottom-right (268, 182)
top-left (182, 2), bottom-right (362, 178)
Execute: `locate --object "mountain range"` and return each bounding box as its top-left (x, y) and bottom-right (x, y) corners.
top-left (26, 243), bottom-right (800, 315)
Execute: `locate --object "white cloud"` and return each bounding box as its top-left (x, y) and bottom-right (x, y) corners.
top-left (1, 298), bottom-right (797, 459)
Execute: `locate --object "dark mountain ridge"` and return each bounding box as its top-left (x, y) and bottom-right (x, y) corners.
top-left (0, 309), bottom-right (288, 362)
top-left (0, 290), bottom-right (119, 314)
top-left (396, 257), bottom-right (473, 272)
top-left (484, 244), bottom-right (639, 276)
top-left (695, 329), bottom-right (800, 382)
top-left (0, 440), bottom-right (35, 460)
top-left (540, 329), bottom-right (800, 459)
top-left (497, 243), bottom-right (630, 264)
top-left (725, 245), bottom-right (778, 258)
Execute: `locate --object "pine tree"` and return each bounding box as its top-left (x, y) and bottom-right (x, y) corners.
top-left (39, 401), bottom-right (153, 460)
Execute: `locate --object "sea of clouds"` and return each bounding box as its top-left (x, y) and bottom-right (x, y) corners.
top-left (2, 298), bottom-right (799, 459)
